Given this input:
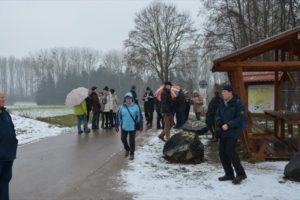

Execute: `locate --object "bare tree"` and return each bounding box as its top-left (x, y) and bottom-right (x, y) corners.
top-left (124, 1), bottom-right (197, 83)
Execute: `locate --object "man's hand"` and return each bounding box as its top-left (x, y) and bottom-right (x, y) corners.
top-left (115, 127), bottom-right (119, 133)
top-left (222, 124), bottom-right (229, 131)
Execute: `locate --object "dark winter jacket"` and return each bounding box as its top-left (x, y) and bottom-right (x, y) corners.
top-left (205, 96), bottom-right (222, 127)
top-left (174, 89), bottom-right (186, 113)
top-left (160, 88), bottom-right (174, 114)
top-left (90, 91), bottom-right (101, 113)
top-left (130, 90), bottom-right (139, 105)
top-left (0, 107), bottom-right (18, 161)
top-left (142, 91), bottom-right (155, 112)
top-left (155, 98), bottom-right (161, 113)
top-left (215, 96), bottom-right (245, 138)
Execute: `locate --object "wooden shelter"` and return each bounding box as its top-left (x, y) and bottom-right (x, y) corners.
top-left (212, 26), bottom-right (300, 159)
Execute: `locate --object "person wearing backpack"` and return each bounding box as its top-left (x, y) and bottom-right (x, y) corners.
top-left (115, 92), bottom-right (143, 160)
top-left (215, 84), bottom-right (247, 185)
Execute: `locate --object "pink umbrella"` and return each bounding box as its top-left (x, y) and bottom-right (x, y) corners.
top-left (65, 87), bottom-right (89, 106)
top-left (154, 85), bottom-right (180, 101)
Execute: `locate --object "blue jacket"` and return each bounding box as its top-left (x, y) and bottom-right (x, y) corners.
top-left (0, 107), bottom-right (18, 161)
top-left (116, 102), bottom-right (143, 132)
top-left (215, 96), bottom-right (245, 138)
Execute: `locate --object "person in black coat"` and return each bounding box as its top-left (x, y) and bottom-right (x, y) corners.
top-left (142, 87), bottom-right (155, 127)
top-left (155, 97), bottom-right (164, 129)
top-left (206, 84), bottom-right (222, 142)
top-left (215, 84), bottom-right (247, 185)
top-left (130, 85), bottom-right (139, 105)
top-left (0, 91), bottom-right (18, 200)
top-left (174, 89), bottom-right (186, 128)
top-left (90, 86), bottom-right (101, 130)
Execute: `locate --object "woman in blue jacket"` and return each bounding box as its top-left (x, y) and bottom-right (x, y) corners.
top-left (115, 92), bottom-right (143, 160)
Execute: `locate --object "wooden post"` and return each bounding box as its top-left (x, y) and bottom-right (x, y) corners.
top-left (274, 50), bottom-right (280, 138)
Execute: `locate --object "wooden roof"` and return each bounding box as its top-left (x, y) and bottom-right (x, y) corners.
top-left (213, 26), bottom-right (300, 72)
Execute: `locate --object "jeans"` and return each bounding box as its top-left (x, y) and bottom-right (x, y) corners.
top-left (121, 130), bottom-right (136, 155)
top-left (92, 111), bottom-right (100, 129)
top-left (76, 115), bottom-right (88, 132)
top-left (0, 160), bottom-right (13, 200)
top-left (219, 137), bottom-right (246, 177)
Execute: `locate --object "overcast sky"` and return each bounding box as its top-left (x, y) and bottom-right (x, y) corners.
top-left (0, 0), bottom-right (203, 58)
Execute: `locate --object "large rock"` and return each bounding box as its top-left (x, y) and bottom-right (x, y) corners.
top-left (284, 153), bottom-right (300, 182)
top-left (163, 131), bottom-right (204, 164)
top-left (181, 121), bottom-right (208, 135)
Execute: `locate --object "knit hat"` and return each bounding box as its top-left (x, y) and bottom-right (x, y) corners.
top-left (222, 84), bottom-right (233, 92)
top-left (164, 81), bottom-right (172, 86)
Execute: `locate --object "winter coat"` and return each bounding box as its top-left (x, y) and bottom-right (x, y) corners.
top-left (116, 93), bottom-right (143, 131)
top-left (98, 96), bottom-right (105, 112)
top-left (130, 90), bottom-right (139, 104)
top-left (74, 101), bottom-right (87, 116)
top-left (111, 94), bottom-right (119, 113)
top-left (215, 96), bottom-right (245, 138)
top-left (104, 92), bottom-right (114, 112)
top-left (142, 91), bottom-right (155, 112)
top-left (0, 107), bottom-right (18, 161)
top-left (191, 95), bottom-right (203, 113)
top-left (205, 96), bottom-right (221, 127)
top-left (90, 91), bottom-right (101, 113)
top-left (174, 90), bottom-right (186, 113)
top-left (155, 98), bottom-right (161, 113)
top-left (160, 88), bottom-right (174, 114)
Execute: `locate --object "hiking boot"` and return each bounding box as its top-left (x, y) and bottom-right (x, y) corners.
top-left (232, 175), bottom-right (247, 185)
top-left (129, 154), bottom-right (134, 160)
top-left (125, 150), bottom-right (129, 157)
top-left (158, 135), bottom-right (166, 142)
top-left (218, 175), bottom-right (234, 181)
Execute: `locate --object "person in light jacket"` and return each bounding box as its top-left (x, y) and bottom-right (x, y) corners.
top-left (74, 100), bottom-right (90, 134)
top-left (110, 89), bottom-right (119, 126)
top-left (191, 91), bottom-right (203, 120)
top-left (115, 92), bottom-right (143, 160)
top-left (103, 86), bottom-right (114, 129)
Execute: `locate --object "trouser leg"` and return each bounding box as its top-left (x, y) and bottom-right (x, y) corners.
top-left (0, 161), bottom-right (13, 200)
top-left (121, 130), bottom-right (130, 151)
top-left (219, 138), bottom-right (234, 177)
top-left (226, 138), bottom-right (246, 176)
top-left (128, 131), bottom-right (136, 155)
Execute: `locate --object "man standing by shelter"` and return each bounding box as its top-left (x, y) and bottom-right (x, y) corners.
top-left (0, 91), bottom-right (18, 200)
top-left (158, 81), bottom-right (174, 142)
top-left (215, 84), bottom-right (247, 184)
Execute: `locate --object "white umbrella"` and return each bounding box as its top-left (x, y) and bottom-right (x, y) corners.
top-left (65, 87), bottom-right (89, 106)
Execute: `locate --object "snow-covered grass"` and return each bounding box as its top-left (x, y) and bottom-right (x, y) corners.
top-left (120, 130), bottom-right (300, 200)
top-left (12, 114), bottom-right (71, 145)
top-left (7, 104), bottom-right (72, 119)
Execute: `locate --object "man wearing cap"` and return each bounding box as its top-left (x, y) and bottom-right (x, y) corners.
top-left (158, 81), bottom-right (174, 141)
top-left (215, 84), bottom-right (247, 185)
top-left (0, 91), bottom-right (18, 200)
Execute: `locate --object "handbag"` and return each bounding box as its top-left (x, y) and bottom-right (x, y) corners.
top-left (124, 104), bottom-right (140, 130)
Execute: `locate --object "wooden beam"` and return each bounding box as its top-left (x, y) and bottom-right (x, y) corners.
top-left (213, 61), bottom-right (300, 72)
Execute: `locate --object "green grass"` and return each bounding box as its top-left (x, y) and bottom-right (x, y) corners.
top-left (37, 114), bottom-right (77, 127)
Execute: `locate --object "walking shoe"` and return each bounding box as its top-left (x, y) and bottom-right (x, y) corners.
top-left (232, 175), bottom-right (247, 185)
top-left (125, 150), bottom-right (129, 157)
top-left (129, 154), bottom-right (134, 160)
top-left (78, 131), bottom-right (83, 134)
top-left (158, 135), bottom-right (166, 142)
top-left (218, 175), bottom-right (234, 181)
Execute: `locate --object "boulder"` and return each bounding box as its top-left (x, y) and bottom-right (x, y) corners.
top-left (163, 131), bottom-right (204, 164)
top-left (181, 121), bottom-right (208, 135)
top-left (284, 153), bottom-right (300, 182)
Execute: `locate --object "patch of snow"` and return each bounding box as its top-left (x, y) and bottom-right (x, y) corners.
top-left (121, 130), bottom-right (300, 200)
top-left (12, 114), bottom-right (70, 145)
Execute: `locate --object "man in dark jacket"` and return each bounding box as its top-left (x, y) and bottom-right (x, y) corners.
top-left (90, 86), bottom-right (101, 130)
top-left (158, 81), bottom-right (174, 141)
top-left (0, 91), bottom-right (18, 200)
top-left (130, 85), bottom-right (139, 105)
top-left (142, 87), bottom-right (155, 127)
top-left (174, 89), bottom-right (186, 128)
top-left (155, 97), bottom-right (164, 129)
top-left (206, 84), bottom-right (222, 142)
top-left (215, 85), bottom-right (247, 185)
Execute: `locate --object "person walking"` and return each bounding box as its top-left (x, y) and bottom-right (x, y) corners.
top-left (215, 84), bottom-right (247, 185)
top-left (115, 92), bottom-right (143, 160)
top-left (191, 91), bottom-right (203, 121)
top-left (90, 86), bottom-right (101, 130)
top-left (130, 85), bottom-right (139, 104)
top-left (74, 100), bottom-right (90, 134)
top-left (110, 89), bottom-right (119, 127)
top-left (206, 84), bottom-right (222, 142)
top-left (0, 91), bottom-right (18, 200)
top-left (103, 86), bottom-right (113, 129)
top-left (155, 97), bottom-right (164, 129)
top-left (142, 87), bottom-right (155, 128)
top-left (174, 89), bottom-right (186, 128)
top-left (158, 81), bottom-right (174, 142)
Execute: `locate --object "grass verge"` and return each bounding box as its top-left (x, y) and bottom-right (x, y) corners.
top-left (37, 114), bottom-right (76, 127)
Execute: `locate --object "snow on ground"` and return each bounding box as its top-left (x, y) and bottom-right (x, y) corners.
top-left (120, 130), bottom-right (300, 200)
top-left (12, 114), bottom-right (71, 145)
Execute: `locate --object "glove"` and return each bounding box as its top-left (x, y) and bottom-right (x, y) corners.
top-left (115, 127), bottom-right (119, 133)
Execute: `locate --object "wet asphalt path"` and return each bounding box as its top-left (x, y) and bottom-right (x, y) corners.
top-left (10, 128), bottom-right (152, 200)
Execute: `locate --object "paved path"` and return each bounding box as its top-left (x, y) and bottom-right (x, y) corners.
top-left (11, 128), bottom-right (152, 200)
